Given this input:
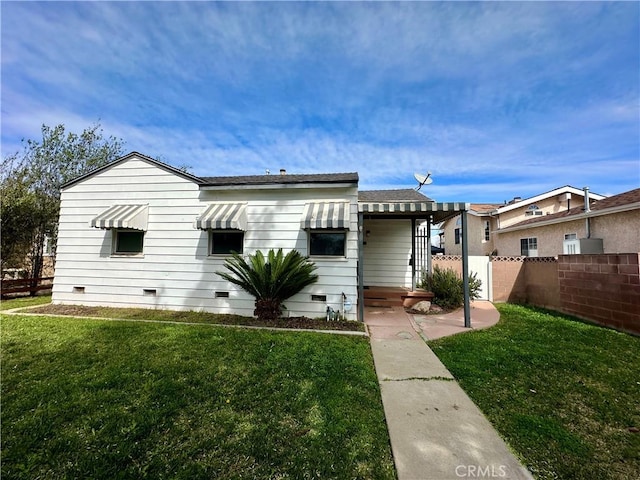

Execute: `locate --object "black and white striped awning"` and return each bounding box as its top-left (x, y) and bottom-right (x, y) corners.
top-left (358, 201), bottom-right (469, 223)
top-left (90, 204), bottom-right (149, 231)
top-left (195, 203), bottom-right (248, 230)
top-left (301, 201), bottom-right (350, 230)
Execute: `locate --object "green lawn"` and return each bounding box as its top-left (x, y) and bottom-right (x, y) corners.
top-left (0, 294), bottom-right (52, 311)
top-left (429, 303), bottom-right (640, 480)
top-left (1, 315), bottom-right (395, 479)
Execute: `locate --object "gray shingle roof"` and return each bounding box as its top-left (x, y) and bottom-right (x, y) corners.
top-left (358, 189), bottom-right (433, 203)
top-left (200, 172), bottom-right (359, 186)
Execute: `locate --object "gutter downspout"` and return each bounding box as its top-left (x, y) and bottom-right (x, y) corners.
top-left (584, 186), bottom-right (591, 238)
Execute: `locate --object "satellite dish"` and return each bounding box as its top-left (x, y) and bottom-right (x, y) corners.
top-left (414, 171), bottom-right (433, 191)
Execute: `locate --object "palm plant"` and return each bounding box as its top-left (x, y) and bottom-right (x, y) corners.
top-left (216, 248), bottom-right (319, 321)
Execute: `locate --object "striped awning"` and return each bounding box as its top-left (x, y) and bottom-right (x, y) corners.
top-left (195, 203), bottom-right (248, 230)
top-left (301, 201), bottom-right (350, 230)
top-left (90, 204), bottom-right (148, 231)
top-left (358, 201), bottom-right (470, 223)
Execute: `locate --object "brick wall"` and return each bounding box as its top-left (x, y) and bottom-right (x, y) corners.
top-left (430, 254), bottom-right (639, 336)
top-left (523, 257), bottom-right (561, 309)
top-left (558, 253), bottom-right (640, 336)
top-left (490, 256), bottom-right (526, 303)
top-left (432, 255), bottom-right (463, 276)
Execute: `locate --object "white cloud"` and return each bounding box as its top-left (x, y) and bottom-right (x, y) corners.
top-left (1, 1), bottom-right (637, 204)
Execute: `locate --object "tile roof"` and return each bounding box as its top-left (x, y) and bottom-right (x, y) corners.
top-left (200, 172), bottom-right (359, 186)
top-left (507, 188), bottom-right (640, 228)
top-left (358, 189), bottom-right (433, 203)
top-left (471, 203), bottom-right (502, 213)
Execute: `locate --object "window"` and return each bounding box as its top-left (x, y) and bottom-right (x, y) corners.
top-left (525, 204), bottom-right (543, 216)
top-left (309, 231), bottom-right (346, 256)
top-left (564, 233), bottom-right (577, 240)
top-left (520, 237), bottom-right (538, 257)
top-left (454, 228), bottom-right (461, 245)
top-left (484, 221), bottom-right (490, 241)
top-left (113, 230), bottom-right (144, 255)
top-left (43, 234), bottom-right (54, 256)
top-left (210, 231), bottom-right (244, 255)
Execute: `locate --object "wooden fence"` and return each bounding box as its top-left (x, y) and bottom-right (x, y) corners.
top-left (1, 277), bottom-right (54, 298)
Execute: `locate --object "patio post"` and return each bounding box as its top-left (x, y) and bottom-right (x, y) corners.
top-left (461, 209), bottom-right (471, 328)
top-left (411, 217), bottom-right (416, 291)
top-left (426, 217), bottom-right (432, 275)
top-left (358, 211), bottom-right (364, 322)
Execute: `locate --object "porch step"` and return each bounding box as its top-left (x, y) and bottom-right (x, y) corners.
top-left (363, 287), bottom-right (408, 307)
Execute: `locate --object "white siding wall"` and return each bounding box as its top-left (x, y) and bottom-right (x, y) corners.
top-left (53, 157), bottom-right (359, 320)
top-left (362, 219), bottom-right (412, 287)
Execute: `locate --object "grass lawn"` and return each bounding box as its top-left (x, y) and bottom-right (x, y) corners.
top-left (0, 294), bottom-right (52, 311)
top-left (429, 303), bottom-right (640, 480)
top-left (1, 315), bottom-right (395, 479)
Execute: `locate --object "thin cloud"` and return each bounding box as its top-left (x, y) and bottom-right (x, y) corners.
top-left (1, 2), bottom-right (638, 204)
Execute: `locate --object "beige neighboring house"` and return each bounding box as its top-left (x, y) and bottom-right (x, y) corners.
top-left (439, 203), bottom-right (502, 256)
top-left (494, 187), bottom-right (640, 256)
top-left (441, 186), bottom-right (607, 256)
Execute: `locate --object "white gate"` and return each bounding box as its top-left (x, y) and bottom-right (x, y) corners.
top-left (468, 255), bottom-right (491, 301)
top-left (430, 255), bottom-right (492, 301)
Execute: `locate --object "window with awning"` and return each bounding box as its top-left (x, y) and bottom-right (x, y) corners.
top-left (90, 204), bottom-right (149, 231)
top-left (300, 201), bottom-right (350, 230)
top-left (194, 203), bottom-right (248, 231)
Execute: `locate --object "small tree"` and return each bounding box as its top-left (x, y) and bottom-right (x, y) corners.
top-left (217, 249), bottom-right (319, 321)
top-left (1, 123), bottom-right (124, 278)
top-left (419, 265), bottom-right (482, 310)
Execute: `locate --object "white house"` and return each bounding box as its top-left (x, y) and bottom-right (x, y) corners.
top-left (52, 152), bottom-right (469, 321)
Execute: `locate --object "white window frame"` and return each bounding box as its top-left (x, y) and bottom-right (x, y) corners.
top-left (308, 230), bottom-right (347, 257)
top-left (209, 230), bottom-right (244, 256)
top-left (112, 229), bottom-right (145, 256)
top-left (520, 237), bottom-right (538, 257)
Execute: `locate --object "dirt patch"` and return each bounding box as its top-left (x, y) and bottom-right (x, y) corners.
top-left (25, 304), bottom-right (365, 332)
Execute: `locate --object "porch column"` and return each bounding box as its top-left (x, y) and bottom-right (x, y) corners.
top-left (411, 217), bottom-right (416, 291)
top-left (358, 212), bottom-right (364, 322)
top-left (426, 217), bottom-right (432, 275)
top-left (461, 209), bottom-right (471, 328)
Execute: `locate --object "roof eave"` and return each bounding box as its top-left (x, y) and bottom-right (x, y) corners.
top-left (495, 202), bottom-right (640, 234)
top-left (199, 181), bottom-right (358, 191)
top-left (61, 151), bottom-right (205, 190)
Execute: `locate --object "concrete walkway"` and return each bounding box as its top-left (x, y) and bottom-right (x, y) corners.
top-left (366, 302), bottom-right (533, 480)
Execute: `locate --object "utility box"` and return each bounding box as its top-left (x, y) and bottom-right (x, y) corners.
top-left (563, 238), bottom-right (604, 254)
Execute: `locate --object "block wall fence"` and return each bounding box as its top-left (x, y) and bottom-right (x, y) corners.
top-left (432, 253), bottom-right (640, 336)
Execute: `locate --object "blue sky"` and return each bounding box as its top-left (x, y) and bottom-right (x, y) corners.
top-left (2, 1), bottom-right (638, 202)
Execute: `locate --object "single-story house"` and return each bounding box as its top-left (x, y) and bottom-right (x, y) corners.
top-left (52, 152), bottom-right (471, 321)
top-left (441, 186), bottom-right (607, 257)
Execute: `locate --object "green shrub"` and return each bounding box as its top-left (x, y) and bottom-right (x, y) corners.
top-left (418, 265), bottom-right (482, 310)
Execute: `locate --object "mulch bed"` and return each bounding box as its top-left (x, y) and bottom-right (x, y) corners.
top-left (24, 304), bottom-right (365, 332)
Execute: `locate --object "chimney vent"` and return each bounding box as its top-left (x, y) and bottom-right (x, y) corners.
top-left (280, 168), bottom-right (287, 175)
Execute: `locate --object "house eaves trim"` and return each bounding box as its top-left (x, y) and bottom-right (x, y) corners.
top-left (494, 202), bottom-right (640, 234)
top-left (495, 185), bottom-right (605, 215)
top-left (199, 172), bottom-right (358, 188)
top-left (61, 151), bottom-right (205, 189)
top-left (200, 182), bottom-right (357, 191)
